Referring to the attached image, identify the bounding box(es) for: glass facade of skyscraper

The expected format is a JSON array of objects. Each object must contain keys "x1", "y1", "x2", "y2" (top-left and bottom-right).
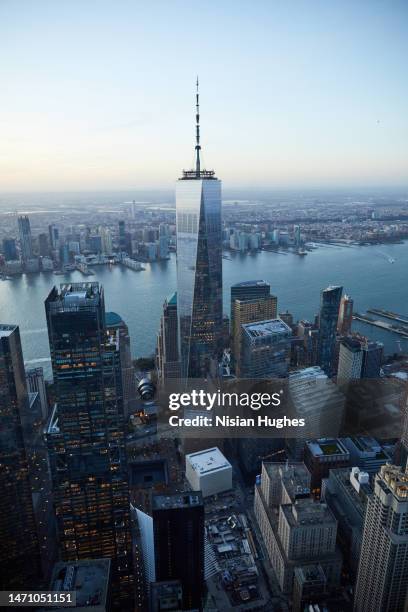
[
  {"x1": 176, "y1": 176, "x2": 222, "y2": 378},
  {"x1": 0, "y1": 324, "x2": 41, "y2": 589},
  {"x1": 318, "y1": 285, "x2": 343, "y2": 376}
]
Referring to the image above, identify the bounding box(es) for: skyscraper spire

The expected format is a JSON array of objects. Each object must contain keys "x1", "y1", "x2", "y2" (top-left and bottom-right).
[{"x1": 195, "y1": 76, "x2": 201, "y2": 177}]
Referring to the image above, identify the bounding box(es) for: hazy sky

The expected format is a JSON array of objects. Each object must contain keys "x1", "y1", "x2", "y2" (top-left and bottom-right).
[{"x1": 1, "y1": 0, "x2": 407, "y2": 191}]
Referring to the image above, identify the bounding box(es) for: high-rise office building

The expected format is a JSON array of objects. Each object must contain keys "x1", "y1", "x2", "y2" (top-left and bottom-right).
[
  {"x1": 2, "y1": 237, "x2": 18, "y2": 261},
  {"x1": 48, "y1": 224, "x2": 59, "y2": 250},
  {"x1": 287, "y1": 367, "x2": 346, "y2": 460},
  {"x1": 361, "y1": 340, "x2": 383, "y2": 378},
  {"x1": 118, "y1": 220, "x2": 127, "y2": 253},
  {"x1": 176, "y1": 81, "x2": 222, "y2": 378},
  {"x1": 106, "y1": 311, "x2": 137, "y2": 418},
  {"x1": 156, "y1": 292, "x2": 181, "y2": 383},
  {"x1": 400, "y1": 391, "x2": 408, "y2": 469},
  {"x1": 318, "y1": 285, "x2": 342, "y2": 376},
  {"x1": 45, "y1": 283, "x2": 134, "y2": 608},
  {"x1": 337, "y1": 337, "x2": 364, "y2": 381},
  {"x1": 354, "y1": 464, "x2": 408, "y2": 612},
  {"x1": 322, "y1": 466, "x2": 372, "y2": 578},
  {"x1": 100, "y1": 227, "x2": 113, "y2": 256},
  {"x1": 240, "y1": 318, "x2": 292, "y2": 378},
  {"x1": 230, "y1": 280, "x2": 271, "y2": 327},
  {"x1": 0, "y1": 324, "x2": 41, "y2": 589},
  {"x1": 152, "y1": 492, "x2": 204, "y2": 611},
  {"x1": 337, "y1": 294, "x2": 353, "y2": 335},
  {"x1": 38, "y1": 233, "x2": 50, "y2": 256},
  {"x1": 337, "y1": 337, "x2": 383, "y2": 383},
  {"x1": 18, "y1": 215, "x2": 34, "y2": 262},
  {"x1": 232, "y1": 296, "x2": 278, "y2": 376}
]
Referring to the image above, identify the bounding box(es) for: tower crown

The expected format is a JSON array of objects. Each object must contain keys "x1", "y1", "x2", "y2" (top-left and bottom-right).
[{"x1": 180, "y1": 78, "x2": 216, "y2": 180}]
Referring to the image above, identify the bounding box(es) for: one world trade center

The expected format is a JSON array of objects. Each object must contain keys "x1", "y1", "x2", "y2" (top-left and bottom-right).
[{"x1": 176, "y1": 80, "x2": 223, "y2": 378}]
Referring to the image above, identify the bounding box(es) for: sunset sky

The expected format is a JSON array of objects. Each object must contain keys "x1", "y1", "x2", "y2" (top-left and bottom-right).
[{"x1": 1, "y1": 0, "x2": 407, "y2": 191}]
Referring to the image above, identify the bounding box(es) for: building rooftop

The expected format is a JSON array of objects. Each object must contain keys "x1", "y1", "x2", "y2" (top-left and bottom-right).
[
  {"x1": 48, "y1": 559, "x2": 110, "y2": 611},
  {"x1": 243, "y1": 318, "x2": 291, "y2": 338},
  {"x1": 306, "y1": 438, "x2": 349, "y2": 458},
  {"x1": 152, "y1": 491, "x2": 203, "y2": 511},
  {"x1": 232, "y1": 280, "x2": 269, "y2": 288},
  {"x1": 105, "y1": 311, "x2": 123, "y2": 326},
  {"x1": 340, "y1": 337, "x2": 362, "y2": 352},
  {"x1": 289, "y1": 366, "x2": 328, "y2": 382},
  {"x1": 264, "y1": 462, "x2": 311, "y2": 501},
  {"x1": 378, "y1": 464, "x2": 408, "y2": 501},
  {"x1": 186, "y1": 447, "x2": 231, "y2": 476},
  {"x1": 327, "y1": 467, "x2": 372, "y2": 519},
  {"x1": 282, "y1": 498, "x2": 336, "y2": 527},
  {"x1": 167, "y1": 291, "x2": 177, "y2": 306},
  {"x1": 179, "y1": 169, "x2": 217, "y2": 180},
  {"x1": 345, "y1": 436, "x2": 389, "y2": 459},
  {"x1": 0, "y1": 323, "x2": 17, "y2": 338},
  {"x1": 294, "y1": 563, "x2": 327, "y2": 585}
]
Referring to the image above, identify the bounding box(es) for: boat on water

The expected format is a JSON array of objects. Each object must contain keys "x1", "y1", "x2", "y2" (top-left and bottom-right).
[
  {"x1": 297, "y1": 249, "x2": 307, "y2": 256},
  {"x1": 388, "y1": 257, "x2": 395, "y2": 263}
]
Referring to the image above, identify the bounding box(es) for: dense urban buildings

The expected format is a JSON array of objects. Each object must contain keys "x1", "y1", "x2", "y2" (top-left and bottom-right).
[
  {"x1": 230, "y1": 281, "x2": 278, "y2": 376},
  {"x1": 254, "y1": 462, "x2": 342, "y2": 596},
  {"x1": 45, "y1": 283, "x2": 134, "y2": 608},
  {"x1": 0, "y1": 83, "x2": 407, "y2": 612}
]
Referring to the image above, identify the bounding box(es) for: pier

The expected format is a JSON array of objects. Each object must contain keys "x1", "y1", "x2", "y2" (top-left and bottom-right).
[
  {"x1": 353, "y1": 313, "x2": 408, "y2": 338},
  {"x1": 367, "y1": 308, "x2": 408, "y2": 326}
]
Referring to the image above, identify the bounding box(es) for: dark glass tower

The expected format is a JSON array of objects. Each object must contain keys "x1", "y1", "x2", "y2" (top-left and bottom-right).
[
  {"x1": 0, "y1": 324, "x2": 41, "y2": 589},
  {"x1": 45, "y1": 283, "x2": 134, "y2": 608},
  {"x1": 176, "y1": 81, "x2": 222, "y2": 378},
  {"x1": 318, "y1": 285, "x2": 342, "y2": 376},
  {"x1": 2, "y1": 237, "x2": 18, "y2": 261},
  {"x1": 152, "y1": 492, "x2": 204, "y2": 611},
  {"x1": 156, "y1": 292, "x2": 181, "y2": 383},
  {"x1": 18, "y1": 215, "x2": 33, "y2": 262}
]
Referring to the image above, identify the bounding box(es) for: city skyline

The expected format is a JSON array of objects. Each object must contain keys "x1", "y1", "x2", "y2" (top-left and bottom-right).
[
  {"x1": 1, "y1": 1, "x2": 408, "y2": 191},
  {"x1": 1, "y1": 4, "x2": 408, "y2": 609}
]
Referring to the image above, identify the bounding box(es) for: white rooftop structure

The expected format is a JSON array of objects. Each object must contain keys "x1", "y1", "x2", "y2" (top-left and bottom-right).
[{"x1": 186, "y1": 447, "x2": 232, "y2": 498}]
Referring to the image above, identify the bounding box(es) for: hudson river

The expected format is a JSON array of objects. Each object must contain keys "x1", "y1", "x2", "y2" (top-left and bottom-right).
[{"x1": 1, "y1": 242, "x2": 407, "y2": 378}]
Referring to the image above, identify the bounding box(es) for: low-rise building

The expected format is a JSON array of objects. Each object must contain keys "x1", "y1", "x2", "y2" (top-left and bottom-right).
[{"x1": 186, "y1": 447, "x2": 232, "y2": 497}]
